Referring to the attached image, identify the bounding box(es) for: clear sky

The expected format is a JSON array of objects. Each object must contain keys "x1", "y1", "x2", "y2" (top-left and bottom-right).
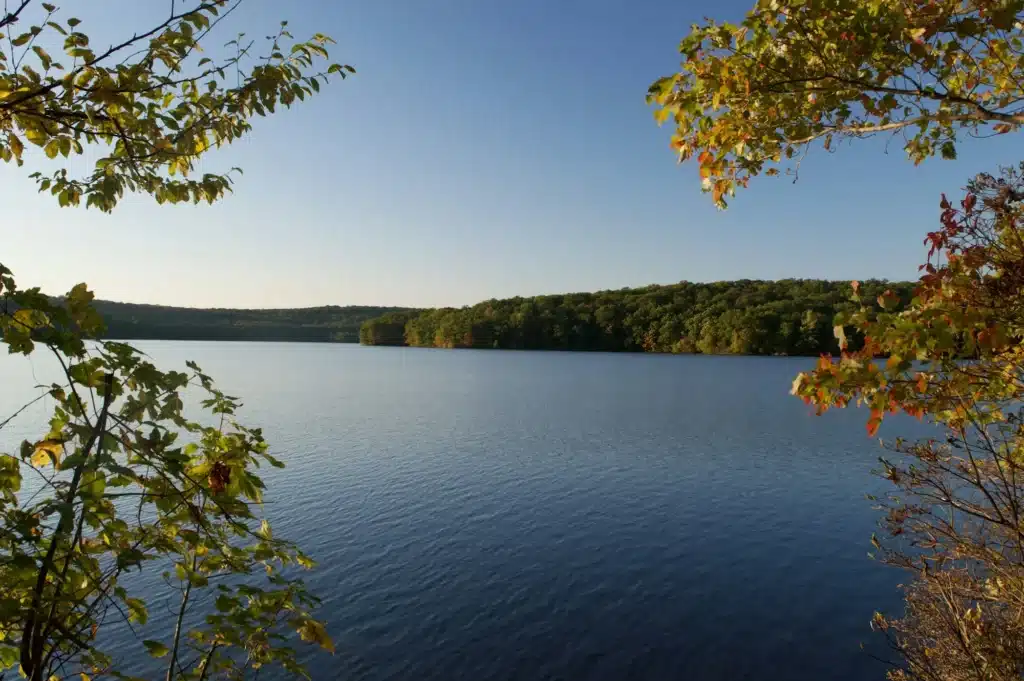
[{"x1": 4, "y1": 0, "x2": 1024, "y2": 309}]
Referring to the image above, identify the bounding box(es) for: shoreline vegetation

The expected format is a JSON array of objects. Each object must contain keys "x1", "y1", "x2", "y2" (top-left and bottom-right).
[
  {"x1": 359, "y1": 279, "x2": 913, "y2": 356},
  {"x1": 85, "y1": 279, "x2": 914, "y2": 356},
  {"x1": 83, "y1": 279, "x2": 915, "y2": 356},
  {"x1": 81, "y1": 278, "x2": 913, "y2": 352}
]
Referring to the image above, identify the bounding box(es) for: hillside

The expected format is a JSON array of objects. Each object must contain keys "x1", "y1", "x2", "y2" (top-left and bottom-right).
[
  {"x1": 93, "y1": 300, "x2": 413, "y2": 343},
  {"x1": 359, "y1": 279, "x2": 915, "y2": 355}
]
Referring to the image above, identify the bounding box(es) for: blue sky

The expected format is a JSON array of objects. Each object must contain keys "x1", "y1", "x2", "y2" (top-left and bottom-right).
[{"x1": 3, "y1": 0, "x2": 1023, "y2": 309}]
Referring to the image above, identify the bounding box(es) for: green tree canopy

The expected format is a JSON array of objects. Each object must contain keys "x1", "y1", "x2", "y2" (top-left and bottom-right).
[
  {"x1": 360, "y1": 279, "x2": 914, "y2": 355},
  {"x1": 648, "y1": 0, "x2": 1024, "y2": 207}
]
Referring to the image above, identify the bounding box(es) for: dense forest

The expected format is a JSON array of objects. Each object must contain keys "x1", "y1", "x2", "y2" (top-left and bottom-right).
[
  {"x1": 87, "y1": 300, "x2": 411, "y2": 343},
  {"x1": 359, "y1": 279, "x2": 915, "y2": 355}
]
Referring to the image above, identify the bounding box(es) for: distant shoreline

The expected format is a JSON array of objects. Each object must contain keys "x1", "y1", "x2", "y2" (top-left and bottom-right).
[
  {"x1": 359, "y1": 278, "x2": 914, "y2": 356},
  {"x1": 89, "y1": 299, "x2": 412, "y2": 345}
]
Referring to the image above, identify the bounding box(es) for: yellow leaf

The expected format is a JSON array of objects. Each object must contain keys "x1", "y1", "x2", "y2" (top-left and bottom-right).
[
  {"x1": 8, "y1": 132, "x2": 23, "y2": 159},
  {"x1": 13, "y1": 307, "x2": 48, "y2": 328},
  {"x1": 297, "y1": 619, "x2": 334, "y2": 653},
  {"x1": 24, "y1": 127, "x2": 47, "y2": 146},
  {"x1": 31, "y1": 439, "x2": 64, "y2": 468}
]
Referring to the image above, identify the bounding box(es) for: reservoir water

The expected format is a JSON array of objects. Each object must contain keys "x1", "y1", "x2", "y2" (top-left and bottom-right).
[{"x1": 0, "y1": 342, "x2": 918, "y2": 680}]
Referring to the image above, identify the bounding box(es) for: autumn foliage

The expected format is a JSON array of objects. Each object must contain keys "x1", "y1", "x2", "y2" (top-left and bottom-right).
[
  {"x1": 793, "y1": 164, "x2": 1024, "y2": 680},
  {"x1": 650, "y1": 0, "x2": 1024, "y2": 207}
]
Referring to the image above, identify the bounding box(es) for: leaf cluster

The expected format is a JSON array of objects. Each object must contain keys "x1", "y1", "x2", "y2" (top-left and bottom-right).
[
  {"x1": 0, "y1": 0, "x2": 353, "y2": 210},
  {"x1": 650, "y1": 0, "x2": 1024, "y2": 207},
  {"x1": 0, "y1": 268, "x2": 334, "y2": 681}
]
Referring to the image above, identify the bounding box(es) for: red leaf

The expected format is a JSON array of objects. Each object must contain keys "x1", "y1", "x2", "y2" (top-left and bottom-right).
[{"x1": 866, "y1": 412, "x2": 882, "y2": 437}]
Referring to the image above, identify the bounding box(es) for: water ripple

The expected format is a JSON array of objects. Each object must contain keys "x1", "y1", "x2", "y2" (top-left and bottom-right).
[{"x1": 0, "y1": 344, "x2": 930, "y2": 681}]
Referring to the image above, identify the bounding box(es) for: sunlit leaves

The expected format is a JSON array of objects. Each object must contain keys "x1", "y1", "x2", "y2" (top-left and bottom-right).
[
  {"x1": 0, "y1": 271, "x2": 332, "y2": 681},
  {"x1": 791, "y1": 164, "x2": 1024, "y2": 677},
  {"x1": 123, "y1": 597, "x2": 148, "y2": 626},
  {"x1": 0, "y1": 3, "x2": 341, "y2": 677},
  {"x1": 793, "y1": 164, "x2": 1024, "y2": 436},
  {"x1": 0, "y1": 455, "x2": 21, "y2": 496},
  {"x1": 29, "y1": 439, "x2": 63, "y2": 468},
  {"x1": 0, "y1": 1, "x2": 354, "y2": 212},
  {"x1": 650, "y1": 0, "x2": 1024, "y2": 207},
  {"x1": 0, "y1": 646, "x2": 17, "y2": 671},
  {"x1": 296, "y1": 618, "x2": 335, "y2": 653}
]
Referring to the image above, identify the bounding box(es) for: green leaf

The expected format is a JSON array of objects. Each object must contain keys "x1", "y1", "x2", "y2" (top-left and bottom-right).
[
  {"x1": 81, "y1": 471, "x2": 105, "y2": 498},
  {"x1": 143, "y1": 640, "x2": 169, "y2": 658},
  {"x1": 0, "y1": 455, "x2": 21, "y2": 493},
  {"x1": 125, "y1": 597, "x2": 149, "y2": 625},
  {"x1": 32, "y1": 45, "x2": 52, "y2": 70},
  {"x1": 0, "y1": 644, "x2": 19, "y2": 670}
]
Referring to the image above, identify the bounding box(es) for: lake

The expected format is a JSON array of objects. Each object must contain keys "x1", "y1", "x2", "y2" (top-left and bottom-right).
[{"x1": 0, "y1": 342, "x2": 923, "y2": 680}]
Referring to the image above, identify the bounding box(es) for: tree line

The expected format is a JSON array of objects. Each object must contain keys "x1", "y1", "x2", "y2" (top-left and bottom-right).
[
  {"x1": 359, "y1": 279, "x2": 914, "y2": 355},
  {"x1": 88, "y1": 300, "x2": 409, "y2": 343}
]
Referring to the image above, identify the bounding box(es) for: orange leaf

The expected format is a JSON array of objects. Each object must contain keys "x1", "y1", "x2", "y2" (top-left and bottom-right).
[
  {"x1": 712, "y1": 181, "x2": 725, "y2": 204},
  {"x1": 866, "y1": 410, "x2": 883, "y2": 437}
]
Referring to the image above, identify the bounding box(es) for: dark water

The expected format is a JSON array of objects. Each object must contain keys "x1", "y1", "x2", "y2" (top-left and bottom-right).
[{"x1": 1, "y1": 343, "x2": 922, "y2": 680}]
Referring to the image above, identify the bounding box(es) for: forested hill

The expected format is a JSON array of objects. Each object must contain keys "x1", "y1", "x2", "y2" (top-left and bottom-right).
[
  {"x1": 359, "y1": 279, "x2": 915, "y2": 355},
  {"x1": 90, "y1": 300, "x2": 412, "y2": 343}
]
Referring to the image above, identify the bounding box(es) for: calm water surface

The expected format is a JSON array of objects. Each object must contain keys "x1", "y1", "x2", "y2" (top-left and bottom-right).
[{"x1": 1, "y1": 343, "x2": 924, "y2": 680}]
